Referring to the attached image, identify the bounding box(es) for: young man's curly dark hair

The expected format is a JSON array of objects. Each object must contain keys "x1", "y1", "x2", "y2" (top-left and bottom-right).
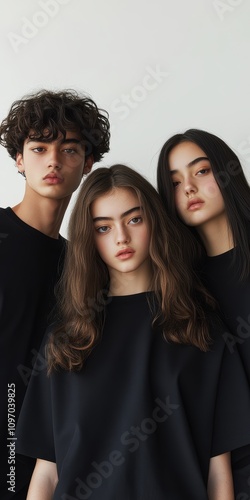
[{"x1": 0, "y1": 89, "x2": 110, "y2": 163}]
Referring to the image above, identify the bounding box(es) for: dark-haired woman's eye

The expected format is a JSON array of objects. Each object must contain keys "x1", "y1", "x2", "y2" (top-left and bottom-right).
[
  {"x1": 173, "y1": 181, "x2": 180, "y2": 188},
  {"x1": 197, "y1": 168, "x2": 210, "y2": 175}
]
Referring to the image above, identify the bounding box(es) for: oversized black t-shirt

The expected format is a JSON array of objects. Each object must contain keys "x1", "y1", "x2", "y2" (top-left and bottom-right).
[
  {"x1": 16, "y1": 293, "x2": 250, "y2": 500},
  {"x1": 0, "y1": 207, "x2": 65, "y2": 498},
  {"x1": 201, "y1": 247, "x2": 250, "y2": 383},
  {"x1": 201, "y1": 243, "x2": 250, "y2": 497}
]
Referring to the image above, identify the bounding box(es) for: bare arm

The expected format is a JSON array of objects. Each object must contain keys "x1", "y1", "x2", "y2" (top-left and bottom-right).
[
  {"x1": 27, "y1": 458, "x2": 58, "y2": 500},
  {"x1": 207, "y1": 452, "x2": 234, "y2": 500}
]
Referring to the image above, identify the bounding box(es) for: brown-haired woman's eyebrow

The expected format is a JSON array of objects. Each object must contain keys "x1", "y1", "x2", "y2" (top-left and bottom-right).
[{"x1": 93, "y1": 206, "x2": 142, "y2": 222}]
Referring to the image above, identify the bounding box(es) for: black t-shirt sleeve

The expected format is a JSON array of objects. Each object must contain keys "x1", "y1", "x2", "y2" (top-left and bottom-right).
[
  {"x1": 15, "y1": 342, "x2": 56, "y2": 463},
  {"x1": 211, "y1": 342, "x2": 250, "y2": 457}
]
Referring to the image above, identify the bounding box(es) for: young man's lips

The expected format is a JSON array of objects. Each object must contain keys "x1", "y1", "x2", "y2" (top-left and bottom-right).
[
  {"x1": 43, "y1": 174, "x2": 63, "y2": 184},
  {"x1": 187, "y1": 199, "x2": 204, "y2": 210},
  {"x1": 116, "y1": 248, "x2": 135, "y2": 259}
]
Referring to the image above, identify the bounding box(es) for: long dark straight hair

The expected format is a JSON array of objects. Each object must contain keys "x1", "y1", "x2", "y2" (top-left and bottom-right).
[
  {"x1": 47, "y1": 164, "x2": 214, "y2": 373},
  {"x1": 157, "y1": 129, "x2": 250, "y2": 280}
]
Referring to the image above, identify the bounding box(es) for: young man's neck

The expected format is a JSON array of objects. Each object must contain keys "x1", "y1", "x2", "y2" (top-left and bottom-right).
[
  {"x1": 196, "y1": 216, "x2": 234, "y2": 256},
  {"x1": 12, "y1": 195, "x2": 71, "y2": 239}
]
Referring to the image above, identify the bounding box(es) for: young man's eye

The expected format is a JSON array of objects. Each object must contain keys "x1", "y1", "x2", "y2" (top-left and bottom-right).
[
  {"x1": 63, "y1": 148, "x2": 77, "y2": 154},
  {"x1": 129, "y1": 216, "x2": 142, "y2": 225},
  {"x1": 32, "y1": 147, "x2": 45, "y2": 153}
]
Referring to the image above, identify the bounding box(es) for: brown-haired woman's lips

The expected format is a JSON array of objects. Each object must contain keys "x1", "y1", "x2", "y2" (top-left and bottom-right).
[{"x1": 115, "y1": 248, "x2": 135, "y2": 259}]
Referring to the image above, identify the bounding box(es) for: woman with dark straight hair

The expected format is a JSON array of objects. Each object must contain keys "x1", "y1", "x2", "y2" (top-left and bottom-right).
[
  {"x1": 157, "y1": 128, "x2": 250, "y2": 497},
  {"x1": 157, "y1": 129, "x2": 250, "y2": 278},
  {"x1": 16, "y1": 164, "x2": 250, "y2": 499}
]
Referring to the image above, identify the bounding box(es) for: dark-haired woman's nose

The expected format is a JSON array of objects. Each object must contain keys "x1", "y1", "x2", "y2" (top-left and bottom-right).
[{"x1": 184, "y1": 182, "x2": 197, "y2": 196}]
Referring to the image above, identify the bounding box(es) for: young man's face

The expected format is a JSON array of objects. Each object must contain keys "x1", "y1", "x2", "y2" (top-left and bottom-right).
[{"x1": 16, "y1": 130, "x2": 93, "y2": 201}]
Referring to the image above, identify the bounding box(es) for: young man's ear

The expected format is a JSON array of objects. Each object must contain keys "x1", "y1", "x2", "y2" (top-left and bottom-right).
[
  {"x1": 16, "y1": 152, "x2": 25, "y2": 174},
  {"x1": 83, "y1": 155, "x2": 94, "y2": 175}
]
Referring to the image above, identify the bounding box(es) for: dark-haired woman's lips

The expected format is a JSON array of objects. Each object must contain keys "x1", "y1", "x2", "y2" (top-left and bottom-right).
[{"x1": 187, "y1": 198, "x2": 204, "y2": 210}]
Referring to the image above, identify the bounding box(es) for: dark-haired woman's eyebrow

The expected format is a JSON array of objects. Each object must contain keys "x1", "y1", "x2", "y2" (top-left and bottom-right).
[
  {"x1": 170, "y1": 156, "x2": 209, "y2": 174},
  {"x1": 187, "y1": 156, "x2": 209, "y2": 167}
]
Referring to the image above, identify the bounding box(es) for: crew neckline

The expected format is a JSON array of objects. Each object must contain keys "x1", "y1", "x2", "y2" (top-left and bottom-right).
[
  {"x1": 107, "y1": 291, "x2": 155, "y2": 301},
  {"x1": 4, "y1": 207, "x2": 64, "y2": 243},
  {"x1": 206, "y1": 246, "x2": 236, "y2": 260}
]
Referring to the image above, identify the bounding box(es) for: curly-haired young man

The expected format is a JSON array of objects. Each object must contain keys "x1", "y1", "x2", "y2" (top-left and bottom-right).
[{"x1": 0, "y1": 89, "x2": 110, "y2": 499}]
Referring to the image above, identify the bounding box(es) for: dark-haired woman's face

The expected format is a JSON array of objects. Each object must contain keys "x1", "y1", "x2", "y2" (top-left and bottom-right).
[{"x1": 168, "y1": 141, "x2": 225, "y2": 230}]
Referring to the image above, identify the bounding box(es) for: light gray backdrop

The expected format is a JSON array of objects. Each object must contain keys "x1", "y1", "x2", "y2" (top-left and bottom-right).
[{"x1": 0, "y1": 0, "x2": 249, "y2": 236}]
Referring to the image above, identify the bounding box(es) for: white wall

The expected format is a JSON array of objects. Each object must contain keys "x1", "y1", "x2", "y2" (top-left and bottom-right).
[{"x1": 0, "y1": 0, "x2": 249, "y2": 237}]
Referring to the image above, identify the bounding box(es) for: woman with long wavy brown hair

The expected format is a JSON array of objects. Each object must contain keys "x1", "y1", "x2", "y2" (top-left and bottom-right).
[{"x1": 16, "y1": 165, "x2": 250, "y2": 500}]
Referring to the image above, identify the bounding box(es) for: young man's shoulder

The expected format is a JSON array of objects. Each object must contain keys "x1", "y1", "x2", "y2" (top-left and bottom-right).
[
  {"x1": 0, "y1": 206, "x2": 66, "y2": 250},
  {"x1": 0, "y1": 206, "x2": 11, "y2": 216},
  {"x1": 0, "y1": 206, "x2": 14, "y2": 230}
]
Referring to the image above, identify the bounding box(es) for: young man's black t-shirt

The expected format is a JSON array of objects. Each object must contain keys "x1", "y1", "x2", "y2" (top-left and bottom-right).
[{"x1": 0, "y1": 207, "x2": 66, "y2": 499}]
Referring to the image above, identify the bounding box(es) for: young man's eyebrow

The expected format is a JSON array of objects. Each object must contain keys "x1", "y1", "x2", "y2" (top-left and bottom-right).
[
  {"x1": 61, "y1": 138, "x2": 82, "y2": 145},
  {"x1": 170, "y1": 156, "x2": 209, "y2": 174},
  {"x1": 26, "y1": 137, "x2": 82, "y2": 144},
  {"x1": 93, "y1": 206, "x2": 142, "y2": 222}
]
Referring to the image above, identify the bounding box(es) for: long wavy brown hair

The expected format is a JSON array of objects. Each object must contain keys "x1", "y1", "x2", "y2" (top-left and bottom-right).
[{"x1": 47, "y1": 164, "x2": 214, "y2": 373}]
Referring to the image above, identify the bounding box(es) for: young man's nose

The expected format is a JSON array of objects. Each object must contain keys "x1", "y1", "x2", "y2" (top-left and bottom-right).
[{"x1": 47, "y1": 149, "x2": 62, "y2": 169}]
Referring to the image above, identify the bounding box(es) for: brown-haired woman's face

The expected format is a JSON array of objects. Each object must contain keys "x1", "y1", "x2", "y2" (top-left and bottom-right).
[
  {"x1": 168, "y1": 141, "x2": 225, "y2": 230},
  {"x1": 91, "y1": 187, "x2": 152, "y2": 285}
]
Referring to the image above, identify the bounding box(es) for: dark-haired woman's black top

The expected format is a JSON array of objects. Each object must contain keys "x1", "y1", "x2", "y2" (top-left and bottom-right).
[
  {"x1": 201, "y1": 245, "x2": 250, "y2": 497},
  {"x1": 201, "y1": 246, "x2": 250, "y2": 383},
  {"x1": 16, "y1": 293, "x2": 250, "y2": 500}
]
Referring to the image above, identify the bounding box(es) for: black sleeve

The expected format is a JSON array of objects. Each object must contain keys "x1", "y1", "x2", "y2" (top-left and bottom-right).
[
  {"x1": 211, "y1": 342, "x2": 250, "y2": 457},
  {"x1": 15, "y1": 341, "x2": 56, "y2": 463}
]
